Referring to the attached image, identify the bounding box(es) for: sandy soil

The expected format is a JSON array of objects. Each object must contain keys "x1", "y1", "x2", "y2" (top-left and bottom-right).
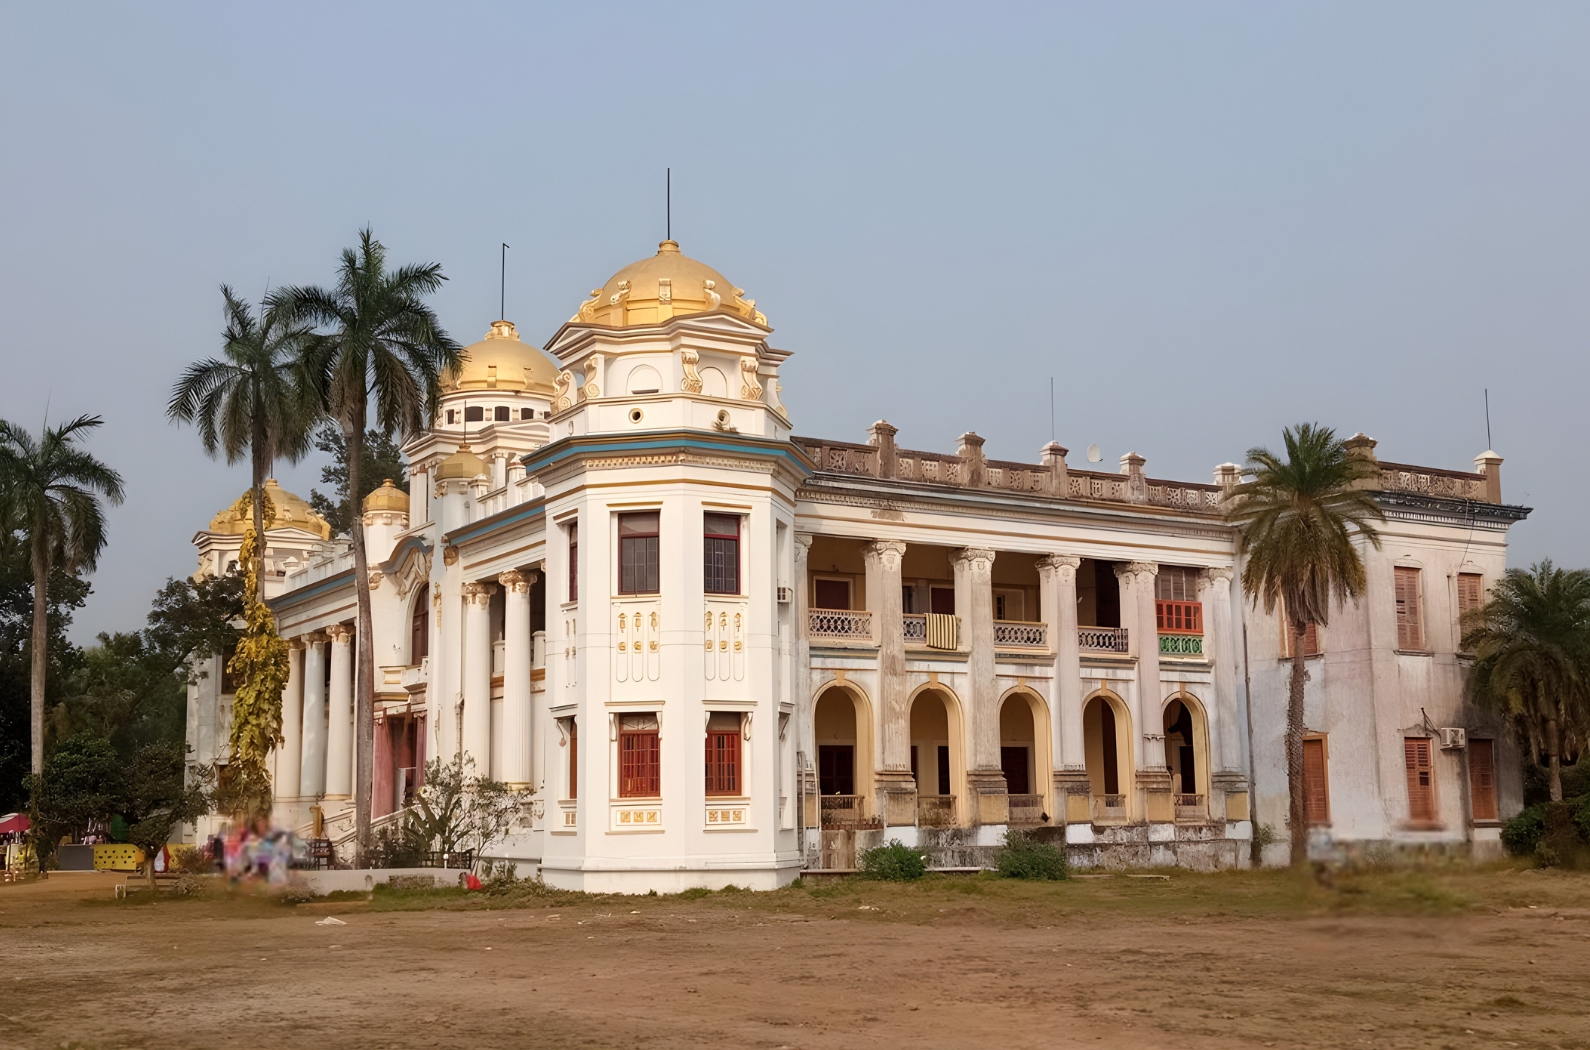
[{"x1": 2, "y1": 868, "x2": 1588, "y2": 1050}]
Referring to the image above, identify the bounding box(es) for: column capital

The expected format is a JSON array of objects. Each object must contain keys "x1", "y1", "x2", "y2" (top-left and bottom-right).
[
  {"x1": 863, "y1": 538, "x2": 907, "y2": 567},
  {"x1": 1037, "y1": 553, "x2": 1082, "y2": 579},
  {"x1": 1115, "y1": 560, "x2": 1158, "y2": 580},
  {"x1": 497, "y1": 570, "x2": 531, "y2": 594},
  {"x1": 305, "y1": 630, "x2": 329, "y2": 645},
  {"x1": 288, "y1": 637, "x2": 307, "y2": 651},
  {"x1": 326, "y1": 623, "x2": 353, "y2": 644},
  {"x1": 951, "y1": 546, "x2": 996, "y2": 571},
  {"x1": 462, "y1": 581, "x2": 497, "y2": 604},
  {"x1": 1199, "y1": 565, "x2": 1235, "y2": 588},
  {"x1": 793, "y1": 531, "x2": 815, "y2": 552}
]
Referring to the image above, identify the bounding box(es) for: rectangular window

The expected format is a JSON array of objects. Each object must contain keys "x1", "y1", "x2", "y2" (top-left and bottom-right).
[
  {"x1": 446, "y1": 409, "x2": 456, "y2": 425},
  {"x1": 1281, "y1": 603, "x2": 1320, "y2": 657},
  {"x1": 1395, "y1": 567, "x2": 1424, "y2": 650},
  {"x1": 930, "y1": 586, "x2": 956, "y2": 615},
  {"x1": 494, "y1": 405, "x2": 510, "y2": 422},
  {"x1": 465, "y1": 405, "x2": 484, "y2": 422},
  {"x1": 1457, "y1": 572, "x2": 1484, "y2": 620},
  {"x1": 1303, "y1": 737, "x2": 1330, "y2": 824},
  {"x1": 704, "y1": 712, "x2": 742, "y2": 796},
  {"x1": 619, "y1": 714, "x2": 660, "y2": 797},
  {"x1": 936, "y1": 745, "x2": 952, "y2": 796},
  {"x1": 568, "y1": 719, "x2": 578, "y2": 800},
  {"x1": 567, "y1": 522, "x2": 578, "y2": 602},
  {"x1": 411, "y1": 585, "x2": 430, "y2": 662},
  {"x1": 1155, "y1": 567, "x2": 1199, "y2": 602},
  {"x1": 520, "y1": 407, "x2": 534, "y2": 420},
  {"x1": 618, "y1": 512, "x2": 660, "y2": 595},
  {"x1": 994, "y1": 588, "x2": 1024, "y2": 621},
  {"x1": 1404, "y1": 737, "x2": 1435, "y2": 823},
  {"x1": 1469, "y1": 738, "x2": 1498, "y2": 822},
  {"x1": 813, "y1": 577, "x2": 851, "y2": 611},
  {"x1": 1000, "y1": 746, "x2": 1030, "y2": 795},
  {"x1": 818, "y1": 744, "x2": 854, "y2": 795},
  {"x1": 703, "y1": 513, "x2": 741, "y2": 595}
]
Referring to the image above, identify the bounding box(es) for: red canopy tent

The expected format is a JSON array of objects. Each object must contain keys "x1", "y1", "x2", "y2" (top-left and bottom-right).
[{"x1": 0, "y1": 813, "x2": 30, "y2": 835}]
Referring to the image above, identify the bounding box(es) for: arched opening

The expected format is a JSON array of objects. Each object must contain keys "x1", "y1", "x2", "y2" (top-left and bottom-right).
[
  {"x1": 1083, "y1": 692, "x2": 1133, "y2": 822},
  {"x1": 909, "y1": 687, "x2": 963, "y2": 827},
  {"x1": 1163, "y1": 693, "x2": 1211, "y2": 819},
  {"x1": 999, "y1": 690, "x2": 1051, "y2": 824},
  {"x1": 815, "y1": 684, "x2": 873, "y2": 826},
  {"x1": 410, "y1": 584, "x2": 430, "y2": 664}
]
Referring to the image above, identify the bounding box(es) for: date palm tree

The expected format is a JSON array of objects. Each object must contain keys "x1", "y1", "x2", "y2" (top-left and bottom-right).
[
  {"x1": 283, "y1": 228, "x2": 461, "y2": 856},
  {"x1": 1461, "y1": 561, "x2": 1590, "y2": 802},
  {"x1": 167, "y1": 285, "x2": 317, "y2": 597},
  {"x1": 1225, "y1": 423, "x2": 1383, "y2": 868},
  {"x1": 0, "y1": 415, "x2": 125, "y2": 776}
]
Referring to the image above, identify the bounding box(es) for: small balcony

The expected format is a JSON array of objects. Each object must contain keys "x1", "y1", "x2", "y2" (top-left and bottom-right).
[
  {"x1": 820, "y1": 794, "x2": 878, "y2": 829},
  {"x1": 1156, "y1": 600, "x2": 1203, "y2": 655},
  {"x1": 1174, "y1": 793, "x2": 1207, "y2": 822},
  {"x1": 916, "y1": 795, "x2": 957, "y2": 828},
  {"x1": 808, "y1": 608, "x2": 874, "y2": 644},
  {"x1": 1078, "y1": 627, "x2": 1130, "y2": 653},
  {"x1": 1008, "y1": 793, "x2": 1047, "y2": 825},
  {"x1": 1092, "y1": 793, "x2": 1128, "y2": 822},
  {"x1": 994, "y1": 621, "x2": 1048, "y2": 650}
]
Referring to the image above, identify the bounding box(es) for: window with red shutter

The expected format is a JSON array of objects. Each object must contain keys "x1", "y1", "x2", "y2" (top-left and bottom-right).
[
  {"x1": 1395, "y1": 567, "x2": 1424, "y2": 650},
  {"x1": 567, "y1": 522, "x2": 578, "y2": 603},
  {"x1": 619, "y1": 713, "x2": 661, "y2": 797},
  {"x1": 1303, "y1": 737, "x2": 1330, "y2": 824},
  {"x1": 1456, "y1": 573, "x2": 1484, "y2": 616},
  {"x1": 618, "y1": 513, "x2": 661, "y2": 595},
  {"x1": 703, "y1": 514, "x2": 741, "y2": 595},
  {"x1": 1469, "y1": 738, "x2": 1498, "y2": 822},
  {"x1": 411, "y1": 585, "x2": 430, "y2": 663},
  {"x1": 1281, "y1": 604, "x2": 1321, "y2": 657},
  {"x1": 704, "y1": 712, "x2": 742, "y2": 796},
  {"x1": 1404, "y1": 737, "x2": 1435, "y2": 822}
]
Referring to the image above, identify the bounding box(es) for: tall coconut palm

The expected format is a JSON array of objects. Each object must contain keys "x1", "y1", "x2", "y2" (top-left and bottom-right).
[
  {"x1": 0, "y1": 415, "x2": 125, "y2": 776},
  {"x1": 1225, "y1": 423, "x2": 1383, "y2": 868},
  {"x1": 167, "y1": 285, "x2": 316, "y2": 596},
  {"x1": 283, "y1": 229, "x2": 461, "y2": 856},
  {"x1": 1462, "y1": 561, "x2": 1590, "y2": 802}
]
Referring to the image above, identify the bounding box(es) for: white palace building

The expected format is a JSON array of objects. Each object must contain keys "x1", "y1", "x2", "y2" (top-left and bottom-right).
[{"x1": 187, "y1": 240, "x2": 1531, "y2": 890}]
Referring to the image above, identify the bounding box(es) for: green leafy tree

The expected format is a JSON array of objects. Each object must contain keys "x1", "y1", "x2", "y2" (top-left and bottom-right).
[
  {"x1": 1225, "y1": 423, "x2": 1383, "y2": 868},
  {"x1": 167, "y1": 286, "x2": 316, "y2": 599},
  {"x1": 217, "y1": 520, "x2": 288, "y2": 821},
  {"x1": 0, "y1": 544, "x2": 87, "y2": 811},
  {"x1": 1462, "y1": 561, "x2": 1590, "y2": 802},
  {"x1": 0, "y1": 415, "x2": 124, "y2": 778},
  {"x1": 284, "y1": 229, "x2": 461, "y2": 857},
  {"x1": 389, "y1": 755, "x2": 528, "y2": 871},
  {"x1": 307, "y1": 423, "x2": 409, "y2": 537},
  {"x1": 23, "y1": 732, "x2": 122, "y2": 873},
  {"x1": 122, "y1": 740, "x2": 210, "y2": 890}
]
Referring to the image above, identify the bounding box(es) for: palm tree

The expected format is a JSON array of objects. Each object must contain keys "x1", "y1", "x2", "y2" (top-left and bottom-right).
[
  {"x1": 0, "y1": 415, "x2": 125, "y2": 777},
  {"x1": 1462, "y1": 561, "x2": 1590, "y2": 802},
  {"x1": 1225, "y1": 423, "x2": 1383, "y2": 868},
  {"x1": 167, "y1": 285, "x2": 316, "y2": 595},
  {"x1": 283, "y1": 228, "x2": 461, "y2": 855}
]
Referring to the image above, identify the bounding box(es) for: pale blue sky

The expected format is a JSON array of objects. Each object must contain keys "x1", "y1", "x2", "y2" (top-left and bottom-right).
[{"x1": 2, "y1": 3, "x2": 1587, "y2": 640}]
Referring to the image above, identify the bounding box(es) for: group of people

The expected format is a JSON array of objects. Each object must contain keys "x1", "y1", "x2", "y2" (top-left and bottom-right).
[{"x1": 205, "y1": 820, "x2": 302, "y2": 885}]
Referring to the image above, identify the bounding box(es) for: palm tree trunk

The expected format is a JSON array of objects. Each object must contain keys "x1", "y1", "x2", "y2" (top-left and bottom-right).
[
  {"x1": 251, "y1": 416, "x2": 268, "y2": 602},
  {"x1": 1286, "y1": 620, "x2": 1309, "y2": 869},
  {"x1": 28, "y1": 537, "x2": 49, "y2": 778},
  {"x1": 1545, "y1": 716, "x2": 1562, "y2": 802},
  {"x1": 345, "y1": 416, "x2": 376, "y2": 863}
]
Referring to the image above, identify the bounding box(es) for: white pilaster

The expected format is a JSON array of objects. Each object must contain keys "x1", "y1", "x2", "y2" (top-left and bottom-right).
[
  {"x1": 1202, "y1": 566, "x2": 1242, "y2": 772},
  {"x1": 300, "y1": 634, "x2": 328, "y2": 797},
  {"x1": 276, "y1": 641, "x2": 304, "y2": 799},
  {"x1": 500, "y1": 569, "x2": 534, "y2": 786},
  {"x1": 462, "y1": 581, "x2": 496, "y2": 773},
  {"x1": 325, "y1": 624, "x2": 354, "y2": 798}
]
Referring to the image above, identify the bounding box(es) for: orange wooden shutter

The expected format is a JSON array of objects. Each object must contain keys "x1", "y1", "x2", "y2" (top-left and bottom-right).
[
  {"x1": 1404, "y1": 737, "x2": 1434, "y2": 821},
  {"x1": 1395, "y1": 568, "x2": 1423, "y2": 650},
  {"x1": 1469, "y1": 739, "x2": 1498, "y2": 822},
  {"x1": 1303, "y1": 738, "x2": 1329, "y2": 823},
  {"x1": 1456, "y1": 573, "x2": 1484, "y2": 617}
]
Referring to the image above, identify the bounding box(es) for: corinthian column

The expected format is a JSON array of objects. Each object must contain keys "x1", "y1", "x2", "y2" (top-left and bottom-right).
[
  {"x1": 863, "y1": 539, "x2": 912, "y2": 823},
  {"x1": 1201, "y1": 566, "x2": 1241, "y2": 772},
  {"x1": 276, "y1": 640, "x2": 304, "y2": 800},
  {"x1": 325, "y1": 624, "x2": 354, "y2": 799},
  {"x1": 300, "y1": 634, "x2": 327, "y2": 797},
  {"x1": 954, "y1": 546, "x2": 1006, "y2": 824},
  {"x1": 1039, "y1": 555, "x2": 1085, "y2": 778},
  {"x1": 499, "y1": 570, "x2": 534, "y2": 787},
  {"x1": 461, "y1": 581, "x2": 496, "y2": 774}
]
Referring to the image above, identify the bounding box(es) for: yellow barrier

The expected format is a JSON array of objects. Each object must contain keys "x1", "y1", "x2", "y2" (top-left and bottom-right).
[{"x1": 92, "y1": 844, "x2": 145, "y2": 872}]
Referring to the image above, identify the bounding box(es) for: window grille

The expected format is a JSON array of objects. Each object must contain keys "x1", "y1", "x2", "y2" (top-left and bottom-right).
[
  {"x1": 703, "y1": 513, "x2": 740, "y2": 595},
  {"x1": 619, "y1": 512, "x2": 660, "y2": 594},
  {"x1": 619, "y1": 714, "x2": 660, "y2": 797},
  {"x1": 1404, "y1": 737, "x2": 1435, "y2": 822},
  {"x1": 1395, "y1": 567, "x2": 1424, "y2": 650},
  {"x1": 704, "y1": 712, "x2": 741, "y2": 796}
]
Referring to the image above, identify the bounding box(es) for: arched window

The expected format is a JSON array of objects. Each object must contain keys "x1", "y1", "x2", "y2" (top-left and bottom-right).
[{"x1": 411, "y1": 585, "x2": 430, "y2": 663}]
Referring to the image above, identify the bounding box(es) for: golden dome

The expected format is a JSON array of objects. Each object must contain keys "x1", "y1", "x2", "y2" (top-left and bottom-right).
[
  {"x1": 209, "y1": 479, "x2": 331, "y2": 540},
  {"x1": 443, "y1": 320, "x2": 561, "y2": 396},
  {"x1": 569, "y1": 241, "x2": 768, "y2": 329},
  {"x1": 435, "y1": 444, "x2": 485, "y2": 481},
  {"x1": 362, "y1": 478, "x2": 410, "y2": 514}
]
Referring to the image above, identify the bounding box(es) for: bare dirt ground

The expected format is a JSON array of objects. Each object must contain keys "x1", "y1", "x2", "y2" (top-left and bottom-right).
[{"x1": 2, "y1": 867, "x2": 1588, "y2": 1050}]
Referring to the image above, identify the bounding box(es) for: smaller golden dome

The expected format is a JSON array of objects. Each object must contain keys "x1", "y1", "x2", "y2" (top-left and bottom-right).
[
  {"x1": 570, "y1": 241, "x2": 768, "y2": 329},
  {"x1": 443, "y1": 320, "x2": 561, "y2": 396},
  {"x1": 362, "y1": 479, "x2": 410, "y2": 514},
  {"x1": 435, "y1": 444, "x2": 485, "y2": 481},
  {"x1": 209, "y1": 479, "x2": 331, "y2": 540}
]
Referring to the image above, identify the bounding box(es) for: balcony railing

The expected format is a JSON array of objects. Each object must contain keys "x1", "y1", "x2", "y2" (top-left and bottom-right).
[
  {"x1": 820, "y1": 794, "x2": 877, "y2": 828},
  {"x1": 902, "y1": 613, "x2": 926, "y2": 642},
  {"x1": 1093, "y1": 793, "x2": 1128, "y2": 821},
  {"x1": 1159, "y1": 634, "x2": 1204, "y2": 656},
  {"x1": 808, "y1": 608, "x2": 874, "y2": 643},
  {"x1": 1155, "y1": 599, "x2": 1203, "y2": 634},
  {"x1": 1174, "y1": 793, "x2": 1207, "y2": 821},
  {"x1": 994, "y1": 620, "x2": 1048, "y2": 649},
  {"x1": 1008, "y1": 793, "x2": 1046, "y2": 825},
  {"x1": 1078, "y1": 626, "x2": 1130, "y2": 653},
  {"x1": 917, "y1": 795, "x2": 957, "y2": 828}
]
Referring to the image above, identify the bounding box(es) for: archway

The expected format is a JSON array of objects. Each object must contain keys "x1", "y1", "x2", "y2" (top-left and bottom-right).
[
  {"x1": 814, "y1": 682, "x2": 874, "y2": 826},
  {"x1": 1163, "y1": 693, "x2": 1210, "y2": 816},
  {"x1": 1083, "y1": 691, "x2": 1133, "y2": 821},
  {"x1": 909, "y1": 686, "x2": 965, "y2": 827},
  {"x1": 999, "y1": 689, "x2": 1052, "y2": 824}
]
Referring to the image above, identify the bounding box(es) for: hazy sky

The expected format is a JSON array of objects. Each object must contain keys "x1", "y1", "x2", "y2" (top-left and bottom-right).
[{"x1": 3, "y1": 3, "x2": 1588, "y2": 641}]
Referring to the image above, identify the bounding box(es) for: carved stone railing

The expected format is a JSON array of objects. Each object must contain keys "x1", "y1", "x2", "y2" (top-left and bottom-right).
[
  {"x1": 1377, "y1": 461, "x2": 1489, "y2": 502},
  {"x1": 1078, "y1": 626, "x2": 1130, "y2": 653},
  {"x1": 1144, "y1": 480, "x2": 1223, "y2": 510},
  {"x1": 1159, "y1": 634, "x2": 1204, "y2": 656},
  {"x1": 1174, "y1": 793, "x2": 1207, "y2": 821},
  {"x1": 820, "y1": 795, "x2": 877, "y2": 828},
  {"x1": 791, "y1": 438, "x2": 880, "y2": 478},
  {"x1": 1093, "y1": 793, "x2": 1128, "y2": 821},
  {"x1": 1008, "y1": 794, "x2": 1046, "y2": 825},
  {"x1": 893, "y1": 450, "x2": 966, "y2": 486},
  {"x1": 808, "y1": 608, "x2": 874, "y2": 643},
  {"x1": 902, "y1": 613, "x2": 926, "y2": 642},
  {"x1": 994, "y1": 620, "x2": 1048, "y2": 649},
  {"x1": 1067, "y1": 472, "x2": 1128, "y2": 502},
  {"x1": 916, "y1": 795, "x2": 957, "y2": 828}
]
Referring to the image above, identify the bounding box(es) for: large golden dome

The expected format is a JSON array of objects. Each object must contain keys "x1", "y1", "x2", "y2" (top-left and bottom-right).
[
  {"x1": 209, "y1": 479, "x2": 331, "y2": 540},
  {"x1": 570, "y1": 241, "x2": 767, "y2": 329},
  {"x1": 443, "y1": 320, "x2": 561, "y2": 396}
]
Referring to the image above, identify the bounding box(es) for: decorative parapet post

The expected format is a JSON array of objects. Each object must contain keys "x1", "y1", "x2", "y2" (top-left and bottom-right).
[
  {"x1": 1214, "y1": 462, "x2": 1241, "y2": 495},
  {"x1": 1120, "y1": 452, "x2": 1147, "y2": 503},
  {"x1": 1041, "y1": 441, "x2": 1070, "y2": 498},
  {"x1": 868, "y1": 420, "x2": 898, "y2": 480},
  {"x1": 1475, "y1": 450, "x2": 1503, "y2": 504},
  {"x1": 957, "y1": 432, "x2": 987, "y2": 489},
  {"x1": 1344, "y1": 432, "x2": 1380, "y2": 492}
]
